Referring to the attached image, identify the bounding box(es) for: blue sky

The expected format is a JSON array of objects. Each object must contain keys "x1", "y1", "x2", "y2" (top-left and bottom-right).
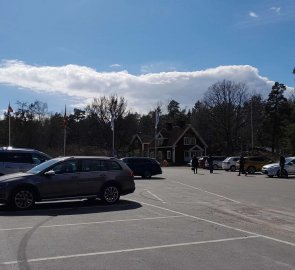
[{"x1": 0, "y1": 0, "x2": 294, "y2": 115}]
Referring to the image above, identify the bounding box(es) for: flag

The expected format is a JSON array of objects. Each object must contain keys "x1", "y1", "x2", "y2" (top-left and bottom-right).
[
  {"x1": 7, "y1": 103, "x2": 13, "y2": 115},
  {"x1": 155, "y1": 110, "x2": 159, "y2": 129},
  {"x1": 63, "y1": 105, "x2": 68, "y2": 128}
]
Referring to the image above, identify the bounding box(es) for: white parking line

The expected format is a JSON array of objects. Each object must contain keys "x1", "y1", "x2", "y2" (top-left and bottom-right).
[
  {"x1": 1, "y1": 235, "x2": 260, "y2": 265},
  {"x1": 144, "y1": 189, "x2": 166, "y2": 203},
  {"x1": 137, "y1": 200, "x2": 295, "y2": 247},
  {"x1": 0, "y1": 215, "x2": 183, "y2": 231},
  {"x1": 174, "y1": 181, "x2": 241, "y2": 204}
]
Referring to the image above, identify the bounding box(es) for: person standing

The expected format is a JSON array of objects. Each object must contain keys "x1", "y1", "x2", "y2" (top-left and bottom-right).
[
  {"x1": 238, "y1": 155, "x2": 247, "y2": 176},
  {"x1": 208, "y1": 155, "x2": 213, "y2": 173},
  {"x1": 191, "y1": 155, "x2": 198, "y2": 174},
  {"x1": 279, "y1": 155, "x2": 286, "y2": 177}
]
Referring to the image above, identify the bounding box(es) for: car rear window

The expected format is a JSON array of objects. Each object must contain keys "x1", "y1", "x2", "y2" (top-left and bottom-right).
[
  {"x1": 106, "y1": 160, "x2": 122, "y2": 170},
  {"x1": 81, "y1": 159, "x2": 108, "y2": 172}
]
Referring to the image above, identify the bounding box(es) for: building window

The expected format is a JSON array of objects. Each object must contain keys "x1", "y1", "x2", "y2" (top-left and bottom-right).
[
  {"x1": 184, "y1": 137, "x2": 196, "y2": 145},
  {"x1": 157, "y1": 138, "x2": 164, "y2": 146},
  {"x1": 167, "y1": 151, "x2": 171, "y2": 159}
]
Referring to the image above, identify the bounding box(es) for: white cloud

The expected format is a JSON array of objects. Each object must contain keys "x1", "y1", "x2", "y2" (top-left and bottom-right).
[
  {"x1": 249, "y1": 11, "x2": 258, "y2": 18},
  {"x1": 270, "y1": 6, "x2": 281, "y2": 14},
  {"x1": 110, "y1": 63, "x2": 122, "y2": 68},
  {"x1": 0, "y1": 60, "x2": 281, "y2": 114}
]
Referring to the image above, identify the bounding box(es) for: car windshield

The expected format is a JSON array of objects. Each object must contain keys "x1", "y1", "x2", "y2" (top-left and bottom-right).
[
  {"x1": 285, "y1": 157, "x2": 294, "y2": 163},
  {"x1": 27, "y1": 158, "x2": 62, "y2": 174}
]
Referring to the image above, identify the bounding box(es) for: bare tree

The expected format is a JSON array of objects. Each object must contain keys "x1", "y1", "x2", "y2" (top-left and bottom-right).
[
  {"x1": 89, "y1": 95, "x2": 127, "y2": 125},
  {"x1": 203, "y1": 80, "x2": 249, "y2": 154}
]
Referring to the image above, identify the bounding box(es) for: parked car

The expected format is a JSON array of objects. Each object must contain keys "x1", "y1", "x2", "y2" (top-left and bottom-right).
[
  {"x1": 0, "y1": 156, "x2": 135, "y2": 210},
  {"x1": 222, "y1": 156, "x2": 240, "y2": 171},
  {"x1": 262, "y1": 157, "x2": 295, "y2": 178},
  {"x1": 121, "y1": 157, "x2": 162, "y2": 179},
  {"x1": 187, "y1": 159, "x2": 192, "y2": 167},
  {"x1": 236, "y1": 156, "x2": 273, "y2": 174},
  {"x1": 0, "y1": 147, "x2": 51, "y2": 176},
  {"x1": 205, "y1": 156, "x2": 227, "y2": 170},
  {"x1": 198, "y1": 156, "x2": 208, "y2": 168}
]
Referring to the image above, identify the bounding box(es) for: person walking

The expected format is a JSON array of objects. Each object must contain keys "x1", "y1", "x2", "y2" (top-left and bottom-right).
[
  {"x1": 191, "y1": 155, "x2": 198, "y2": 174},
  {"x1": 238, "y1": 155, "x2": 247, "y2": 176},
  {"x1": 279, "y1": 155, "x2": 286, "y2": 177},
  {"x1": 208, "y1": 155, "x2": 213, "y2": 173}
]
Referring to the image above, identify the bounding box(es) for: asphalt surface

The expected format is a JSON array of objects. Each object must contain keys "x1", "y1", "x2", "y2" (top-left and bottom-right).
[{"x1": 0, "y1": 167, "x2": 294, "y2": 270}]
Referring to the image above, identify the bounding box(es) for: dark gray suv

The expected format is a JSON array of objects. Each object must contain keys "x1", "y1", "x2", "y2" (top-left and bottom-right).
[{"x1": 0, "y1": 156, "x2": 135, "y2": 210}]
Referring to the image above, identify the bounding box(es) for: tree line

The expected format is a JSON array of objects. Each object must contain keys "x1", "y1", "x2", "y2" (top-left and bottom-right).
[{"x1": 1, "y1": 80, "x2": 294, "y2": 158}]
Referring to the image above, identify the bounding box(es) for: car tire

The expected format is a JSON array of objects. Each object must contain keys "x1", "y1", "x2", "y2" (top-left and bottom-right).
[
  {"x1": 230, "y1": 165, "x2": 236, "y2": 172},
  {"x1": 10, "y1": 187, "x2": 36, "y2": 210},
  {"x1": 213, "y1": 164, "x2": 218, "y2": 170},
  {"x1": 267, "y1": 175, "x2": 274, "y2": 178},
  {"x1": 247, "y1": 166, "x2": 256, "y2": 174},
  {"x1": 142, "y1": 171, "x2": 152, "y2": 179},
  {"x1": 101, "y1": 184, "x2": 120, "y2": 204}
]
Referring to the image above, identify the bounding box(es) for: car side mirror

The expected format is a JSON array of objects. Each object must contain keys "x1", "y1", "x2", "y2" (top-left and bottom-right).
[{"x1": 44, "y1": 170, "x2": 55, "y2": 176}]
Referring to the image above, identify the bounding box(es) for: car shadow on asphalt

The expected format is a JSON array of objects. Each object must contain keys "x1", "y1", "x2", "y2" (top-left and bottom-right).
[
  {"x1": 134, "y1": 176, "x2": 166, "y2": 180},
  {"x1": 0, "y1": 199, "x2": 142, "y2": 216}
]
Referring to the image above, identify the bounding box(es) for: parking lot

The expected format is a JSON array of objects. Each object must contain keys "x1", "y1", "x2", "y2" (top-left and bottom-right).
[{"x1": 0, "y1": 167, "x2": 295, "y2": 270}]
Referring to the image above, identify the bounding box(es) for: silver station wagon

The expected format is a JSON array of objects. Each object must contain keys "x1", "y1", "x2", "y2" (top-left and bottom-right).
[
  {"x1": 0, "y1": 147, "x2": 51, "y2": 175},
  {"x1": 0, "y1": 156, "x2": 135, "y2": 210}
]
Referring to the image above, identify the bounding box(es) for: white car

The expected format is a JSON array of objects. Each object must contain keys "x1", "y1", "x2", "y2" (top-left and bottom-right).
[
  {"x1": 261, "y1": 157, "x2": 295, "y2": 177},
  {"x1": 205, "y1": 156, "x2": 227, "y2": 170},
  {"x1": 222, "y1": 156, "x2": 239, "y2": 171}
]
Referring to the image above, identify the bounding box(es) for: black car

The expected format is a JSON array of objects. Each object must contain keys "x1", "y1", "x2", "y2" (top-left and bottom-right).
[
  {"x1": 0, "y1": 156, "x2": 135, "y2": 210},
  {"x1": 121, "y1": 157, "x2": 162, "y2": 179}
]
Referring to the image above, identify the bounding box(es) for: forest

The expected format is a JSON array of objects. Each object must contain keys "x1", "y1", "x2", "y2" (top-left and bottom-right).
[{"x1": 1, "y1": 80, "x2": 294, "y2": 158}]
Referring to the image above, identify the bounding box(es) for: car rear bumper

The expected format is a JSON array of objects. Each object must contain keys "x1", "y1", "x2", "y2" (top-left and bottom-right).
[{"x1": 121, "y1": 187, "x2": 135, "y2": 195}]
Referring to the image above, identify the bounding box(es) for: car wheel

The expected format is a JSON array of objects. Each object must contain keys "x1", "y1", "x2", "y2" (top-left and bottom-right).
[
  {"x1": 267, "y1": 175, "x2": 274, "y2": 178},
  {"x1": 230, "y1": 165, "x2": 236, "y2": 172},
  {"x1": 213, "y1": 164, "x2": 218, "y2": 170},
  {"x1": 247, "y1": 166, "x2": 256, "y2": 174},
  {"x1": 101, "y1": 185, "x2": 120, "y2": 204},
  {"x1": 10, "y1": 188, "x2": 35, "y2": 210},
  {"x1": 142, "y1": 171, "x2": 152, "y2": 179}
]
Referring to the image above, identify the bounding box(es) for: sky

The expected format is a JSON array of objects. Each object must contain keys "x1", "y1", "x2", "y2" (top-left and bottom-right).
[{"x1": 0, "y1": 0, "x2": 294, "y2": 116}]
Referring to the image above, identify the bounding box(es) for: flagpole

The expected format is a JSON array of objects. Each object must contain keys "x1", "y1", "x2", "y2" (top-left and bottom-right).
[
  {"x1": 63, "y1": 105, "x2": 67, "y2": 156},
  {"x1": 8, "y1": 114, "x2": 11, "y2": 146},
  {"x1": 155, "y1": 125, "x2": 157, "y2": 159},
  {"x1": 112, "y1": 128, "x2": 115, "y2": 156},
  {"x1": 63, "y1": 127, "x2": 66, "y2": 156},
  {"x1": 155, "y1": 110, "x2": 159, "y2": 159},
  {"x1": 7, "y1": 102, "x2": 13, "y2": 147},
  {"x1": 111, "y1": 115, "x2": 115, "y2": 156}
]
